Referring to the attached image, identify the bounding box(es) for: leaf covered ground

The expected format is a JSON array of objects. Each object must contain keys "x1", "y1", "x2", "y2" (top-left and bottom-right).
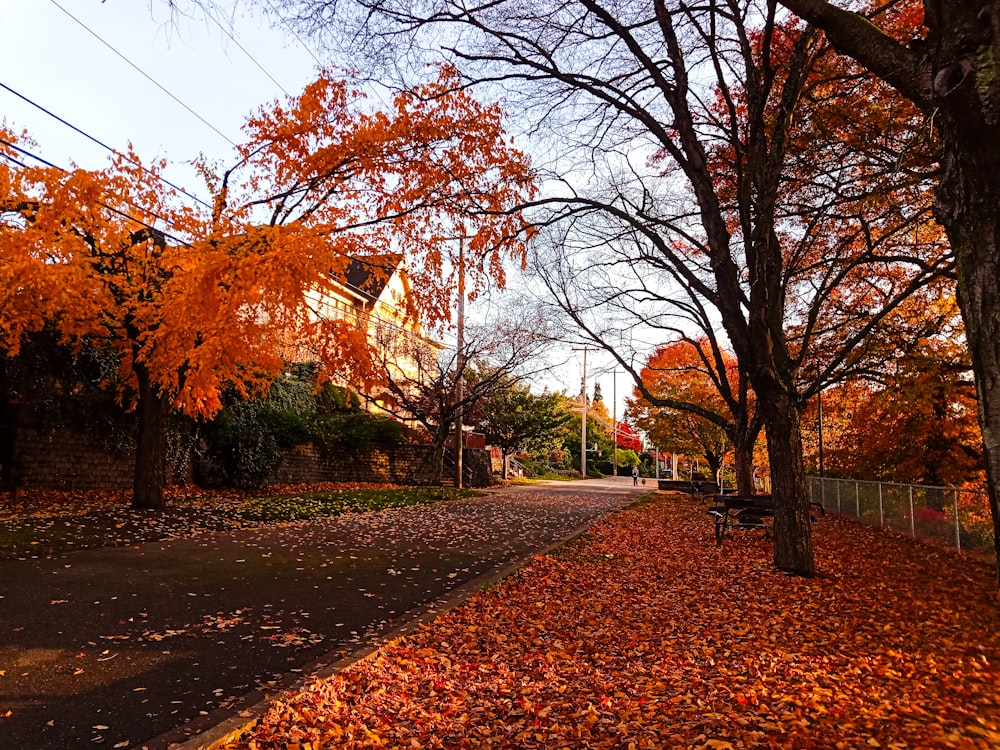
[
  {"x1": 0, "y1": 483, "x2": 476, "y2": 559},
  {"x1": 0, "y1": 481, "x2": 634, "y2": 748},
  {"x1": 230, "y1": 493, "x2": 1000, "y2": 750}
]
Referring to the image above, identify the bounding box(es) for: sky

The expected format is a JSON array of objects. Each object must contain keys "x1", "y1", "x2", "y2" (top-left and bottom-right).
[
  {"x1": 0, "y1": 0, "x2": 635, "y2": 426},
  {"x1": 0, "y1": 0, "x2": 321, "y2": 198}
]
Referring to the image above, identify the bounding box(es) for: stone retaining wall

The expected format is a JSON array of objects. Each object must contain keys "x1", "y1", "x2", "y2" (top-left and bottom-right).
[{"x1": 4, "y1": 423, "x2": 492, "y2": 491}]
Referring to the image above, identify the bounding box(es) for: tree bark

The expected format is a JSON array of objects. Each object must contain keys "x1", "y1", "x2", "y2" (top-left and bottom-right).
[
  {"x1": 133, "y1": 362, "x2": 166, "y2": 510},
  {"x1": 777, "y1": 0, "x2": 1000, "y2": 576},
  {"x1": 936, "y1": 136, "x2": 1000, "y2": 568},
  {"x1": 428, "y1": 426, "x2": 453, "y2": 487},
  {"x1": 731, "y1": 435, "x2": 757, "y2": 495},
  {"x1": 757, "y1": 382, "x2": 815, "y2": 576}
]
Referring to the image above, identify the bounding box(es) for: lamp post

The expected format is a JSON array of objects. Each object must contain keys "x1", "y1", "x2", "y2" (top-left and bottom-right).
[
  {"x1": 454, "y1": 235, "x2": 466, "y2": 488},
  {"x1": 572, "y1": 347, "x2": 592, "y2": 477}
]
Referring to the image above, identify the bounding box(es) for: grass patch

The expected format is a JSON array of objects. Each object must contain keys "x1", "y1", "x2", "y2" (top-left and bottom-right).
[
  {"x1": 239, "y1": 486, "x2": 481, "y2": 522},
  {"x1": 508, "y1": 473, "x2": 581, "y2": 484},
  {"x1": 625, "y1": 491, "x2": 663, "y2": 510}
]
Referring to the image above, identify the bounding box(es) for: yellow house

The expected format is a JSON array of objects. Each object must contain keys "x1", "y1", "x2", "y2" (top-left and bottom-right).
[{"x1": 301, "y1": 253, "x2": 440, "y2": 413}]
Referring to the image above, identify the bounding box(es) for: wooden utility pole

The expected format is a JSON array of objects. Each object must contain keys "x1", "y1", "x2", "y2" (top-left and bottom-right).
[
  {"x1": 572, "y1": 347, "x2": 592, "y2": 477},
  {"x1": 455, "y1": 236, "x2": 465, "y2": 488},
  {"x1": 612, "y1": 369, "x2": 618, "y2": 476}
]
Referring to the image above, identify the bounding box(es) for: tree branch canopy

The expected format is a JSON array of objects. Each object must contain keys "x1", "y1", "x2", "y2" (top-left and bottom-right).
[{"x1": 777, "y1": 0, "x2": 931, "y2": 109}]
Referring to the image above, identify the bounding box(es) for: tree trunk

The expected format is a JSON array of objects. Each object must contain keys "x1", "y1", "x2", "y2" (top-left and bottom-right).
[
  {"x1": 705, "y1": 451, "x2": 723, "y2": 483},
  {"x1": 501, "y1": 448, "x2": 509, "y2": 481},
  {"x1": 428, "y1": 429, "x2": 450, "y2": 486},
  {"x1": 731, "y1": 438, "x2": 756, "y2": 495},
  {"x1": 778, "y1": 0, "x2": 1000, "y2": 585},
  {"x1": 132, "y1": 363, "x2": 166, "y2": 510},
  {"x1": 758, "y1": 387, "x2": 815, "y2": 576},
  {"x1": 935, "y1": 133, "x2": 1000, "y2": 572}
]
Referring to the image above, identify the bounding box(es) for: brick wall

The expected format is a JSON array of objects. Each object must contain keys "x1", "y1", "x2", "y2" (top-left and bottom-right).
[
  {"x1": 11, "y1": 424, "x2": 135, "y2": 490},
  {"x1": 271, "y1": 444, "x2": 492, "y2": 487},
  {"x1": 270, "y1": 443, "x2": 439, "y2": 485}
]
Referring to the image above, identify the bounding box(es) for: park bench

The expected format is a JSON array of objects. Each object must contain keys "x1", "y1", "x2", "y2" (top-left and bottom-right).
[
  {"x1": 656, "y1": 479, "x2": 721, "y2": 498},
  {"x1": 708, "y1": 494, "x2": 825, "y2": 546}
]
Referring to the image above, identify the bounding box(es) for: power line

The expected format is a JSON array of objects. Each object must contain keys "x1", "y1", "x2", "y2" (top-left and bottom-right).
[
  {"x1": 201, "y1": 0, "x2": 293, "y2": 97},
  {"x1": 46, "y1": 0, "x2": 239, "y2": 148},
  {"x1": 0, "y1": 79, "x2": 213, "y2": 210},
  {"x1": 263, "y1": 0, "x2": 325, "y2": 68},
  {"x1": 0, "y1": 138, "x2": 192, "y2": 248}
]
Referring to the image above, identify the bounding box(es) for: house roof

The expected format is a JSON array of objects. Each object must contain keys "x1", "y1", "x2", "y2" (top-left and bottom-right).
[{"x1": 341, "y1": 254, "x2": 403, "y2": 303}]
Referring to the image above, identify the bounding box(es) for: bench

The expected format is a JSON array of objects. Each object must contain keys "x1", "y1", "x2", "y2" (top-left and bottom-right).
[
  {"x1": 656, "y1": 479, "x2": 720, "y2": 497},
  {"x1": 708, "y1": 494, "x2": 825, "y2": 546}
]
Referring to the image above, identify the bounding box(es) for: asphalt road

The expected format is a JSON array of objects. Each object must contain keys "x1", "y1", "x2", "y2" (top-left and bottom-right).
[{"x1": 0, "y1": 478, "x2": 647, "y2": 749}]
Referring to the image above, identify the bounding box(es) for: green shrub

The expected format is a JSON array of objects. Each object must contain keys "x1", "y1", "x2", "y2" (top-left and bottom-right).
[
  {"x1": 200, "y1": 374, "x2": 406, "y2": 489},
  {"x1": 316, "y1": 383, "x2": 361, "y2": 413},
  {"x1": 313, "y1": 412, "x2": 405, "y2": 451}
]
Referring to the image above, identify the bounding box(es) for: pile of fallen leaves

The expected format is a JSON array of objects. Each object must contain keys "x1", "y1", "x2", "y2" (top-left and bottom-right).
[{"x1": 229, "y1": 494, "x2": 1000, "y2": 749}]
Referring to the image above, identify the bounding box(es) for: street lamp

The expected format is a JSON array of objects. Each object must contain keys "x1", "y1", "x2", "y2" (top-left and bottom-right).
[
  {"x1": 612, "y1": 369, "x2": 618, "y2": 477},
  {"x1": 572, "y1": 347, "x2": 592, "y2": 477},
  {"x1": 454, "y1": 235, "x2": 466, "y2": 488}
]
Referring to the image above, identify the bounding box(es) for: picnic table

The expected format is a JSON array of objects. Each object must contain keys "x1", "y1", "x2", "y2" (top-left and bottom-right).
[{"x1": 708, "y1": 494, "x2": 825, "y2": 546}]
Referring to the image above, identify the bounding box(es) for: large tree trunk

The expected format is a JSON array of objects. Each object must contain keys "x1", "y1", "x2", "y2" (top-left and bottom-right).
[
  {"x1": 731, "y1": 436, "x2": 756, "y2": 495},
  {"x1": 428, "y1": 429, "x2": 450, "y2": 486},
  {"x1": 133, "y1": 363, "x2": 166, "y2": 510},
  {"x1": 779, "y1": 0, "x2": 1000, "y2": 585},
  {"x1": 758, "y1": 386, "x2": 814, "y2": 576},
  {"x1": 704, "y1": 450, "x2": 723, "y2": 484},
  {"x1": 935, "y1": 133, "x2": 1000, "y2": 570}
]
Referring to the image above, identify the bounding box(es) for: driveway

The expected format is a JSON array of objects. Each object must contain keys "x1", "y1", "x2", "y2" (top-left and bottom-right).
[{"x1": 0, "y1": 478, "x2": 647, "y2": 749}]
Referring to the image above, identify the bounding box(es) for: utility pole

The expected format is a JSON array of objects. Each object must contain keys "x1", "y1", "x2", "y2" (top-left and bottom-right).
[
  {"x1": 454, "y1": 236, "x2": 465, "y2": 488},
  {"x1": 572, "y1": 347, "x2": 592, "y2": 477},
  {"x1": 612, "y1": 369, "x2": 618, "y2": 476},
  {"x1": 817, "y1": 386, "x2": 825, "y2": 478}
]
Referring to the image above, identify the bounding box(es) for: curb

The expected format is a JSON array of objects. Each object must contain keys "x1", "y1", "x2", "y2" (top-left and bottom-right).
[{"x1": 155, "y1": 511, "x2": 616, "y2": 750}]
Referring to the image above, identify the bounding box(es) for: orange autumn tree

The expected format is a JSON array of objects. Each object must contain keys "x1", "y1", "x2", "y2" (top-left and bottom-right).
[
  {"x1": 0, "y1": 68, "x2": 534, "y2": 508},
  {"x1": 808, "y1": 292, "x2": 983, "y2": 487},
  {"x1": 628, "y1": 338, "x2": 762, "y2": 493}
]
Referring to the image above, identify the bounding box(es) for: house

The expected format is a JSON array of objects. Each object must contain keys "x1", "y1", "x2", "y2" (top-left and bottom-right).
[{"x1": 299, "y1": 253, "x2": 440, "y2": 414}]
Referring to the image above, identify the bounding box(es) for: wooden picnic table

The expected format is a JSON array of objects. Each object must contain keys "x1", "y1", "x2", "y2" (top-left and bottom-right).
[{"x1": 708, "y1": 494, "x2": 825, "y2": 546}]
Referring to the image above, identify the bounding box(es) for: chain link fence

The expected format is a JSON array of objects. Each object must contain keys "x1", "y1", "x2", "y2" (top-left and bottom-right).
[{"x1": 807, "y1": 476, "x2": 995, "y2": 558}]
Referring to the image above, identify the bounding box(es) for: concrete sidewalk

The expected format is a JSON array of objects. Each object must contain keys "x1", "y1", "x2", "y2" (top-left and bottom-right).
[{"x1": 0, "y1": 479, "x2": 645, "y2": 749}]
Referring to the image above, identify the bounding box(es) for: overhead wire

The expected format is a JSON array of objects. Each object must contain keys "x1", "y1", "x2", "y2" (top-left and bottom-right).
[
  {"x1": 13, "y1": 1, "x2": 328, "y2": 218},
  {"x1": 263, "y1": 0, "x2": 325, "y2": 68},
  {"x1": 46, "y1": 0, "x2": 240, "y2": 148},
  {"x1": 2, "y1": 1, "x2": 317, "y2": 235},
  {"x1": 0, "y1": 79, "x2": 213, "y2": 210},
  {"x1": 2, "y1": 4, "x2": 381, "y2": 256},
  {"x1": 0, "y1": 137, "x2": 193, "y2": 248},
  {"x1": 200, "y1": 0, "x2": 293, "y2": 97}
]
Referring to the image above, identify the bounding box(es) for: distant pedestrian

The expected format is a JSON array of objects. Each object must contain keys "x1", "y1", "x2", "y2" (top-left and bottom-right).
[{"x1": 632, "y1": 466, "x2": 639, "y2": 486}]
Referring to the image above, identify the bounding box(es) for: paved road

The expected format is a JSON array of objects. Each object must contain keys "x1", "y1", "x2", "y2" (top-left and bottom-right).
[{"x1": 0, "y1": 478, "x2": 647, "y2": 749}]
